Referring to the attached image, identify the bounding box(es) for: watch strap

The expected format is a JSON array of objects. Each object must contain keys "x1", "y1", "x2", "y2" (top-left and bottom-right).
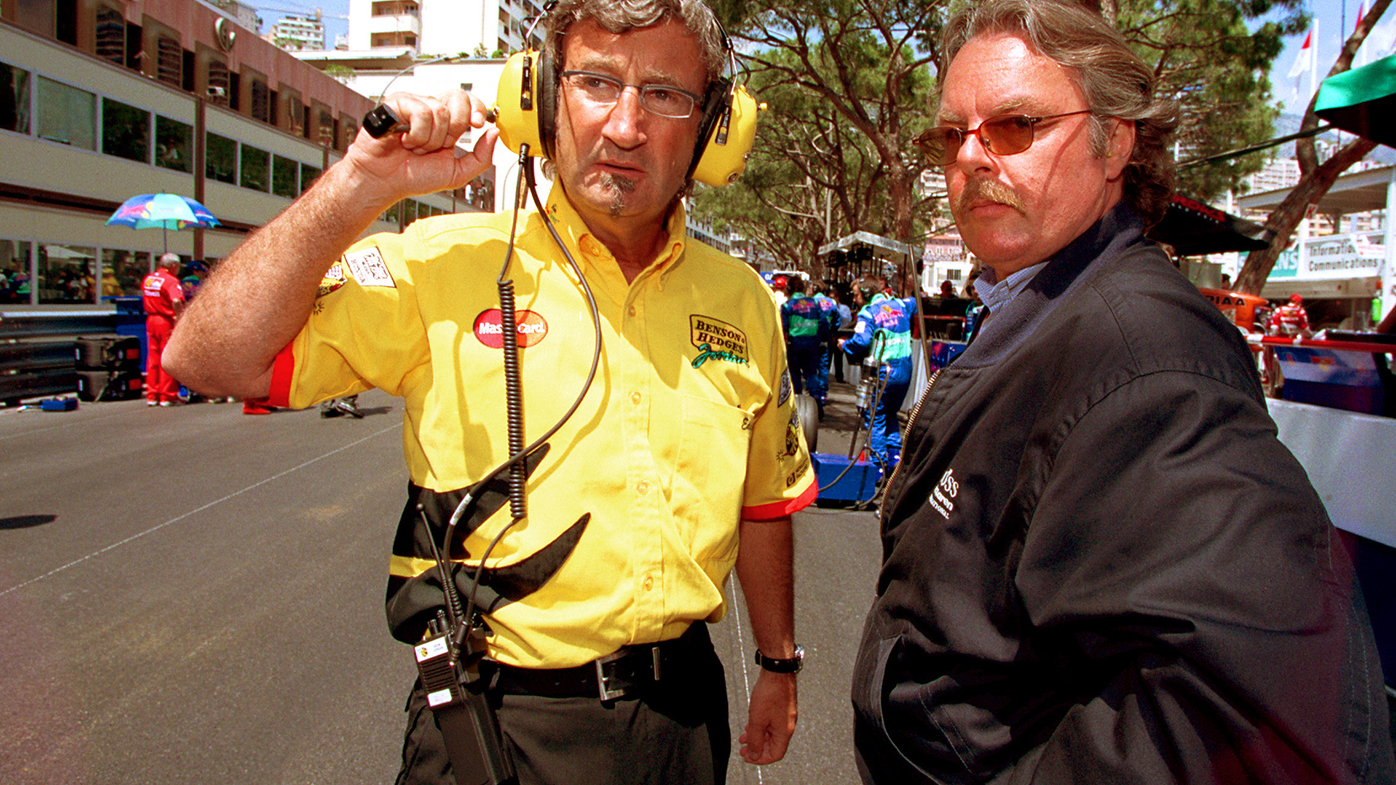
[{"x1": 754, "y1": 645, "x2": 804, "y2": 673}]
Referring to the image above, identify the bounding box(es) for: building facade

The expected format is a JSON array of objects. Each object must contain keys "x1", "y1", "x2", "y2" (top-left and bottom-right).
[
  {"x1": 347, "y1": 0, "x2": 544, "y2": 56},
  {"x1": 269, "y1": 14, "x2": 326, "y2": 51},
  {"x1": 0, "y1": 0, "x2": 466, "y2": 311}
]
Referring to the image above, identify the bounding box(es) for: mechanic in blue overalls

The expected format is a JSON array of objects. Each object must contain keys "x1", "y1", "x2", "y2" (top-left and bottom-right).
[
  {"x1": 841, "y1": 276, "x2": 915, "y2": 470},
  {"x1": 781, "y1": 275, "x2": 830, "y2": 416},
  {"x1": 811, "y1": 282, "x2": 840, "y2": 410}
]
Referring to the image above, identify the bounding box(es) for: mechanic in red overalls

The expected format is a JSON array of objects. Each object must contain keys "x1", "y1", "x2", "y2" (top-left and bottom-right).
[{"x1": 141, "y1": 253, "x2": 185, "y2": 406}]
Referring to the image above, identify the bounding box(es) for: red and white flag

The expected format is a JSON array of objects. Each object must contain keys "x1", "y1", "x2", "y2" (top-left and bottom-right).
[{"x1": 1288, "y1": 29, "x2": 1314, "y2": 79}]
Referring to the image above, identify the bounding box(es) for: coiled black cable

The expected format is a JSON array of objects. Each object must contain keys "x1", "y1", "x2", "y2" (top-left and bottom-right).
[
  {"x1": 496, "y1": 279, "x2": 527, "y2": 519},
  {"x1": 434, "y1": 144, "x2": 604, "y2": 636}
]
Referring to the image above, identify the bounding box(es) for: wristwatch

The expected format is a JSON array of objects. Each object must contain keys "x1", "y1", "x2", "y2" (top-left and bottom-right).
[{"x1": 754, "y1": 645, "x2": 804, "y2": 674}]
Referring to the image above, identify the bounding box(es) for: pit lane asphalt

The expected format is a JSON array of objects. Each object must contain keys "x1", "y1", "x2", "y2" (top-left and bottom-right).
[{"x1": 0, "y1": 381, "x2": 882, "y2": 785}]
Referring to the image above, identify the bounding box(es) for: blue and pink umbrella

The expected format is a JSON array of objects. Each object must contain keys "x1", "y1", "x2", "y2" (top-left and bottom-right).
[{"x1": 106, "y1": 193, "x2": 221, "y2": 253}]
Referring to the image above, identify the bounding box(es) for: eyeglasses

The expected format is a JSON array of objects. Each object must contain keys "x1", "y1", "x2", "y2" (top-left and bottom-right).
[
  {"x1": 560, "y1": 70, "x2": 704, "y2": 119},
  {"x1": 914, "y1": 110, "x2": 1094, "y2": 166}
]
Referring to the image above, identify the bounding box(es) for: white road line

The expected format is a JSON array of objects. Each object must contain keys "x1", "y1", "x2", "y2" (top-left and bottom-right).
[
  {"x1": 727, "y1": 578, "x2": 765, "y2": 784},
  {"x1": 0, "y1": 424, "x2": 398, "y2": 597}
]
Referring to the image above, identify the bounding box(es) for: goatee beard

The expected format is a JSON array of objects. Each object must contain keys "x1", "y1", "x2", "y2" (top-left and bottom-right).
[{"x1": 597, "y1": 173, "x2": 636, "y2": 218}]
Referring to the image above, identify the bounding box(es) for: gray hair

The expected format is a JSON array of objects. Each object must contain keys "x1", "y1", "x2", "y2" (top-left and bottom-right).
[
  {"x1": 938, "y1": 0, "x2": 1178, "y2": 226},
  {"x1": 543, "y1": 0, "x2": 727, "y2": 87},
  {"x1": 159, "y1": 252, "x2": 181, "y2": 268}
]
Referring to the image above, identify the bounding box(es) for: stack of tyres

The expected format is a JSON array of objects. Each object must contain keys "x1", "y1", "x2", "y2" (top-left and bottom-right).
[{"x1": 75, "y1": 334, "x2": 144, "y2": 402}]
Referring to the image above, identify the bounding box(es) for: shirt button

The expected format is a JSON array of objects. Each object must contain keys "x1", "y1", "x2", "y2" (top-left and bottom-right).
[
  {"x1": 630, "y1": 391, "x2": 641, "y2": 405},
  {"x1": 636, "y1": 481, "x2": 650, "y2": 495},
  {"x1": 628, "y1": 306, "x2": 636, "y2": 317},
  {"x1": 643, "y1": 576, "x2": 655, "y2": 591}
]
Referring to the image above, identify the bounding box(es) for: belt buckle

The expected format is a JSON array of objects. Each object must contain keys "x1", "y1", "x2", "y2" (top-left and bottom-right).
[{"x1": 594, "y1": 648, "x2": 632, "y2": 702}]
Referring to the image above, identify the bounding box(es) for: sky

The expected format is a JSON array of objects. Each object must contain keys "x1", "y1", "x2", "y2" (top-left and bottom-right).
[
  {"x1": 244, "y1": 0, "x2": 1394, "y2": 116},
  {"x1": 1269, "y1": 0, "x2": 1396, "y2": 112}
]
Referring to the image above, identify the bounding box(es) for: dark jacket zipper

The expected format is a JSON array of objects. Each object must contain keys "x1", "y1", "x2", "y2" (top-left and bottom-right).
[{"x1": 879, "y1": 367, "x2": 942, "y2": 523}]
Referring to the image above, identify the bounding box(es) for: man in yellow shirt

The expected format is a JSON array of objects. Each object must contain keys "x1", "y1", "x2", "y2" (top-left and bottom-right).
[{"x1": 165, "y1": 1, "x2": 815, "y2": 783}]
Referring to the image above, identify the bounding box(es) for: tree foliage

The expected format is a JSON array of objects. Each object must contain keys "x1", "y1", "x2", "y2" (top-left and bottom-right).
[
  {"x1": 696, "y1": 0, "x2": 948, "y2": 274},
  {"x1": 1110, "y1": 0, "x2": 1306, "y2": 199},
  {"x1": 695, "y1": 0, "x2": 1308, "y2": 276},
  {"x1": 1235, "y1": 0, "x2": 1390, "y2": 295}
]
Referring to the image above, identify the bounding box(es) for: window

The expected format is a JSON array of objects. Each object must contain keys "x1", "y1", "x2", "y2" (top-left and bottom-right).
[
  {"x1": 100, "y1": 249, "x2": 150, "y2": 298},
  {"x1": 0, "y1": 240, "x2": 33, "y2": 305},
  {"x1": 247, "y1": 71, "x2": 270, "y2": 123},
  {"x1": 316, "y1": 106, "x2": 334, "y2": 146},
  {"x1": 338, "y1": 112, "x2": 356, "y2": 150},
  {"x1": 207, "y1": 58, "x2": 230, "y2": 107},
  {"x1": 36, "y1": 76, "x2": 95, "y2": 149},
  {"x1": 55, "y1": 0, "x2": 77, "y2": 46},
  {"x1": 300, "y1": 164, "x2": 321, "y2": 194},
  {"x1": 206, "y1": 131, "x2": 236, "y2": 183},
  {"x1": 0, "y1": 62, "x2": 31, "y2": 134},
  {"x1": 102, "y1": 98, "x2": 150, "y2": 163},
  {"x1": 95, "y1": 5, "x2": 125, "y2": 66},
  {"x1": 465, "y1": 167, "x2": 495, "y2": 212},
  {"x1": 282, "y1": 89, "x2": 305, "y2": 137},
  {"x1": 272, "y1": 155, "x2": 299, "y2": 198},
  {"x1": 38, "y1": 244, "x2": 96, "y2": 305},
  {"x1": 156, "y1": 35, "x2": 182, "y2": 87},
  {"x1": 240, "y1": 144, "x2": 269, "y2": 191},
  {"x1": 155, "y1": 116, "x2": 192, "y2": 172}
]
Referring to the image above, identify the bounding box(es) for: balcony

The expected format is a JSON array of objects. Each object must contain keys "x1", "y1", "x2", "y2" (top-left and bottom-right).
[{"x1": 367, "y1": 12, "x2": 421, "y2": 37}]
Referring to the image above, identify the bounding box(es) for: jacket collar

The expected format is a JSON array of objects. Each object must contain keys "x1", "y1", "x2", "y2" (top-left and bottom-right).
[{"x1": 958, "y1": 201, "x2": 1148, "y2": 365}]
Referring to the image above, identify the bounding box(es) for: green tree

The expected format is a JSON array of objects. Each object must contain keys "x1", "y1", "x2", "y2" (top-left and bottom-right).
[
  {"x1": 694, "y1": 46, "x2": 944, "y2": 274},
  {"x1": 696, "y1": 0, "x2": 1306, "y2": 274},
  {"x1": 1109, "y1": 0, "x2": 1307, "y2": 200},
  {"x1": 698, "y1": 0, "x2": 948, "y2": 272},
  {"x1": 322, "y1": 63, "x2": 354, "y2": 84},
  {"x1": 1235, "y1": 0, "x2": 1390, "y2": 295}
]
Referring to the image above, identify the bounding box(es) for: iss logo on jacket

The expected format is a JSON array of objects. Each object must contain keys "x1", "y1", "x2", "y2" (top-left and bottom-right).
[{"x1": 928, "y1": 468, "x2": 958, "y2": 520}]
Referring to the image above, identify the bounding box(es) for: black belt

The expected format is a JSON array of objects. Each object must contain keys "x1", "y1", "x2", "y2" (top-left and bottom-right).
[{"x1": 490, "y1": 623, "x2": 707, "y2": 702}]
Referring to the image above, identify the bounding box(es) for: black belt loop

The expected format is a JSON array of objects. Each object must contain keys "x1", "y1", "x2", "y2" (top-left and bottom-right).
[{"x1": 492, "y1": 623, "x2": 707, "y2": 701}]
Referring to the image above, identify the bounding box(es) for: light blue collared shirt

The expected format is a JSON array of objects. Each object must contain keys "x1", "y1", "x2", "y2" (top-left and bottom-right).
[{"x1": 972, "y1": 261, "x2": 1050, "y2": 314}]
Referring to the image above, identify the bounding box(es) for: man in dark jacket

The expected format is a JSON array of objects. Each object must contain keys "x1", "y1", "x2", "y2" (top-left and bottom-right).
[{"x1": 851, "y1": 1, "x2": 1395, "y2": 783}]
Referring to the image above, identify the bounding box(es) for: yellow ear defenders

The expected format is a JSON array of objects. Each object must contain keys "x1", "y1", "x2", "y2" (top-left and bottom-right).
[{"x1": 491, "y1": 45, "x2": 759, "y2": 187}]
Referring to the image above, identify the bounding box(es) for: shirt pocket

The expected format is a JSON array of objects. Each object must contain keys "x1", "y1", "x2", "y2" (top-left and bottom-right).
[{"x1": 669, "y1": 394, "x2": 752, "y2": 563}]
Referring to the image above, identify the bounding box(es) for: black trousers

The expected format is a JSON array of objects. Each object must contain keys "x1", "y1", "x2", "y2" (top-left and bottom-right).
[{"x1": 395, "y1": 629, "x2": 730, "y2": 785}]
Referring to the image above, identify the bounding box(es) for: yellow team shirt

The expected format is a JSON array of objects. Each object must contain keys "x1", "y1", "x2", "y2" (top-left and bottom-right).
[{"x1": 266, "y1": 189, "x2": 817, "y2": 668}]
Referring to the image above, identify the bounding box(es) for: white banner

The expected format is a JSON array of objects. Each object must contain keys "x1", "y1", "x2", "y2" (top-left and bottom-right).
[{"x1": 1269, "y1": 232, "x2": 1387, "y2": 281}]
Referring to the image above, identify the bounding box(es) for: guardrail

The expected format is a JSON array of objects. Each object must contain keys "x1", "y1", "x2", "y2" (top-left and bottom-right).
[{"x1": 0, "y1": 307, "x2": 138, "y2": 406}]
